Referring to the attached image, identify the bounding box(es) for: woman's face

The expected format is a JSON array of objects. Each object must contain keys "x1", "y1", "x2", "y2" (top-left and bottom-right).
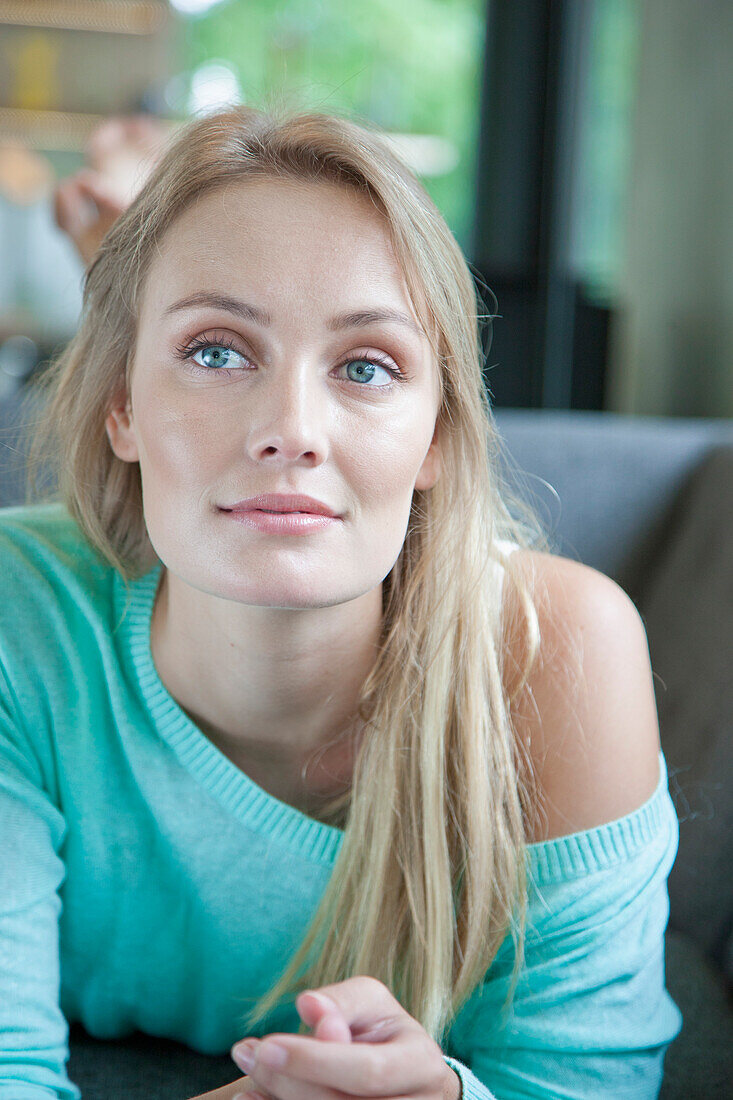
[{"x1": 105, "y1": 175, "x2": 442, "y2": 610}]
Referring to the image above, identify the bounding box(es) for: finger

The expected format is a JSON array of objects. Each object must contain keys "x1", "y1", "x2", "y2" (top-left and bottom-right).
[
  {"x1": 314, "y1": 1011, "x2": 352, "y2": 1042},
  {"x1": 54, "y1": 170, "x2": 126, "y2": 224},
  {"x1": 128, "y1": 114, "x2": 169, "y2": 145},
  {"x1": 298, "y1": 992, "x2": 352, "y2": 1042},
  {"x1": 52, "y1": 180, "x2": 96, "y2": 237},
  {"x1": 52, "y1": 181, "x2": 80, "y2": 233},
  {"x1": 247, "y1": 1058, "x2": 346, "y2": 1100},
  {"x1": 53, "y1": 190, "x2": 120, "y2": 264},
  {"x1": 247, "y1": 1030, "x2": 433, "y2": 1098},
  {"x1": 54, "y1": 172, "x2": 126, "y2": 259},
  {"x1": 233, "y1": 1000, "x2": 351, "y2": 1100},
  {"x1": 73, "y1": 170, "x2": 129, "y2": 215},
  {"x1": 230, "y1": 1079, "x2": 267, "y2": 1098},
  {"x1": 296, "y1": 977, "x2": 404, "y2": 1042},
  {"x1": 85, "y1": 117, "x2": 129, "y2": 163}
]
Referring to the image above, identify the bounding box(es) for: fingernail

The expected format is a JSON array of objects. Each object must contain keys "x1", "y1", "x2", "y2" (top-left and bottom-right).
[
  {"x1": 257, "y1": 1040, "x2": 289, "y2": 1068},
  {"x1": 231, "y1": 1040, "x2": 257, "y2": 1072},
  {"x1": 307, "y1": 991, "x2": 337, "y2": 1011}
]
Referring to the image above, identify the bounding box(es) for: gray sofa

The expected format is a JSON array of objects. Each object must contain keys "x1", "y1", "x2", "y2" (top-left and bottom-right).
[{"x1": 1, "y1": 388, "x2": 732, "y2": 1099}]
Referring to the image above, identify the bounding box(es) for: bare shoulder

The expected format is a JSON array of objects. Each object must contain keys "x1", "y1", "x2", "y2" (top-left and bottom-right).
[{"x1": 501, "y1": 548, "x2": 662, "y2": 843}]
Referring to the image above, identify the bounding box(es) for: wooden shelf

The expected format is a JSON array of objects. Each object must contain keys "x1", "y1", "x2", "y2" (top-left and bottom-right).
[
  {"x1": 0, "y1": 107, "x2": 109, "y2": 150},
  {"x1": 0, "y1": 107, "x2": 181, "y2": 152},
  {"x1": 0, "y1": 1, "x2": 168, "y2": 35}
]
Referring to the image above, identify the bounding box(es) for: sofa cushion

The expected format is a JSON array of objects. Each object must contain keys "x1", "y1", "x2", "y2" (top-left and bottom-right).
[
  {"x1": 494, "y1": 408, "x2": 733, "y2": 585},
  {"x1": 64, "y1": 929, "x2": 732, "y2": 1100},
  {"x1": 634, "y1": 447, "x2": 733, "y2": 982},
  {"x1": 67, "y1": 1023, "x2": 238, "y2": 1100},
  {"x1": 661, "y1": 929, "x2": 733, "y2": 1099}
]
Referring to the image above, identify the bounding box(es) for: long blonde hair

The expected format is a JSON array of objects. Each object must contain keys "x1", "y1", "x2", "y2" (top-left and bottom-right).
[{"x1": 23, "y1": 102, "x2": 557, "y2": 1045}]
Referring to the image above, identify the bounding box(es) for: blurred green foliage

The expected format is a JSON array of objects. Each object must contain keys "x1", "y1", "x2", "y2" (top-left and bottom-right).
[
  {"x1": 178, "y1": 0, "x2": 487, "y2": 254},
  {"x1": 572, "y1": 0, "x2": 639, "y2": 302}
]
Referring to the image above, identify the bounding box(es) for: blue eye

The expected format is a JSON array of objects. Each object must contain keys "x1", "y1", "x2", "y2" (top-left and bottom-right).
[
  {"x1": 173, "y1": 335, "x2": 407, "y2": 390},
  {"x1": 340, "y1": 359, "x2": 396, "y2": 386},
  {"x1": 192, "y1": 344, "x2": 244, "y2": 371}
]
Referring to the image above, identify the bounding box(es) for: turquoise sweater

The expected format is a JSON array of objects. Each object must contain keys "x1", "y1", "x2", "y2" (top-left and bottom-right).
[{"x1": 0, "y1": 503, "x2": 683, "y2": 1099}]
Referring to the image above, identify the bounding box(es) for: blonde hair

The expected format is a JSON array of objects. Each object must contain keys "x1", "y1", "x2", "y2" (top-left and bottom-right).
[{"x1": 23, "y1": 102, "x2": 558, "y2": 1045}]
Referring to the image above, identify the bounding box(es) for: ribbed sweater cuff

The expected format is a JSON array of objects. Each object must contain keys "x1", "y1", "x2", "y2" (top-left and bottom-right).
[{"x1": 443, "y1": 1055, "x2": 497, "y2": 1099}]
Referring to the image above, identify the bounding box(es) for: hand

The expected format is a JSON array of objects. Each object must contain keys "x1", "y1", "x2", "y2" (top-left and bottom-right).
[
  {"x1": 230, "y1": 975, "x2": 461, "y2": 1100},
  {"x1": 53, "y1": 169, "x2": 129, "y2": 265},
  {"x1": 53, "y1": 114, "x2": 172, "y2": 264},
  {"x1": 187, "y1": 1077, "x2": 258, "y2": 1099}
]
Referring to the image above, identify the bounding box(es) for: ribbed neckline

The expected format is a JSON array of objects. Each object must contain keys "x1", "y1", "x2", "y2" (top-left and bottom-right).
[
  {"x1": 114, "y1": 563, "x2": 345, "y2": 866},
  {"x1": 113, "y1": 564, "x2": 673, "y2": 879}
]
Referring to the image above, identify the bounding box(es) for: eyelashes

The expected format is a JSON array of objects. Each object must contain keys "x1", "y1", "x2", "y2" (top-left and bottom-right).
[{"x1": 171, "y1": 332, "x2": 408, "y2": 390}]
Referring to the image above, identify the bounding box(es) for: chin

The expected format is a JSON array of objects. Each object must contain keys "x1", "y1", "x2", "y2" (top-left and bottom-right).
[{"x1": 203, "y1": 572, "x2": 356, "y2": 610}]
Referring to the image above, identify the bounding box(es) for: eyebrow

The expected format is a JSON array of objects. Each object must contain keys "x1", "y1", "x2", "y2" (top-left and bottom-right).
[{"x1": 162, "y1": 291, "x2": 426, "y2": 340}]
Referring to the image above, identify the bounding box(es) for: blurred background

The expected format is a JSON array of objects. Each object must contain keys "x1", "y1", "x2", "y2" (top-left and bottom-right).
[
  {"x1": 1, "y1": 8, "x2": 732, "y2": 1090},
  {"x1": 0, "y1": 0, "x2": 731, "y2": 418}
]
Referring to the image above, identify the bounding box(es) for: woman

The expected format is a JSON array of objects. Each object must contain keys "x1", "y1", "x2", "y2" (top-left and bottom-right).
[{"x1": 1, "y1": 105, "x2": 682, "y2": 1100}]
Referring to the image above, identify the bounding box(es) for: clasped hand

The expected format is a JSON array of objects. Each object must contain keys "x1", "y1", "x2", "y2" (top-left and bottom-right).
[{"x1": 229, "y1": 976, "x2": 461, "y2": 1100}]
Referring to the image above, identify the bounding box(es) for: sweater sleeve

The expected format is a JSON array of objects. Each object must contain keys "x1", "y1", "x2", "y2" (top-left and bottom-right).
[
  {"x1": 0, "y1": 662, "x2": 81, "y2": 1100},
  {"x1": 440, "y1": 753, "x2": 683, "y2": 1100}
]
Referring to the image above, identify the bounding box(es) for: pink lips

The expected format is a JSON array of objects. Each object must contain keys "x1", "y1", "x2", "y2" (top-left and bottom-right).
[
  {"x1": 223, "y1": 510, "x2": 338, "y2": 535},
  {"x1": 222, "y1": 492, "x2": 339, "y2": 517}
]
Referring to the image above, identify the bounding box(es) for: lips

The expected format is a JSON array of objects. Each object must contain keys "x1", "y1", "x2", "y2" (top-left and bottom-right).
[{"x1": 222, "y1": 493, "x2": 340, "y2": 518}]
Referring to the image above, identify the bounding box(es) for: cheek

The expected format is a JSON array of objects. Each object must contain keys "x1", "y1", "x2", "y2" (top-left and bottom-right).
[
  {"x1": 136, "y1": 405, "x2": 219, "y2": 485},
  {"x1": 343, "y1": 421, "x2": 430, "y2": 556},
  {"x1": 350, "y1": 412, "x2": 433, "y2": 489}
]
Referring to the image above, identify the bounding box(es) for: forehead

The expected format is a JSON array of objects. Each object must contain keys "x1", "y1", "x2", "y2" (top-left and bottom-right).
[
  {"x1": 153, "y1": 178, "x2": 393, "y2": 273},
  {"x1": 142, "y1": 176, "x2": 428, "y2": 327}
]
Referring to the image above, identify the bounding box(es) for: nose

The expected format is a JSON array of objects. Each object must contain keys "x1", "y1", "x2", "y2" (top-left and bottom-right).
[{"x1": 245, "y1": 366, "x2": 328, "y2": 465}]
